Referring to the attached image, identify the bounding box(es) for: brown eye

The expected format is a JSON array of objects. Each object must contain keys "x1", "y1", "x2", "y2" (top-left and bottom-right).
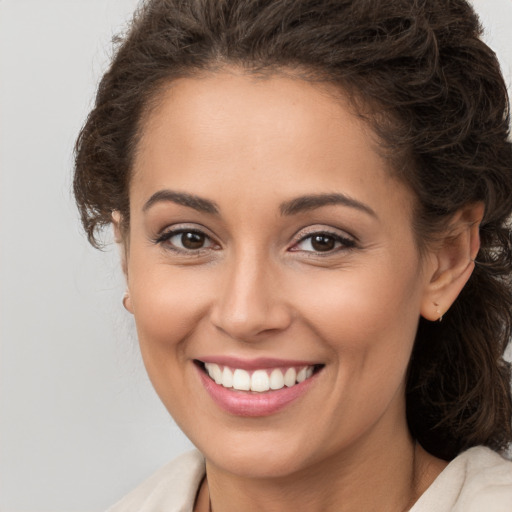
[
  {"x1": 181, "y1": 231, "x2": 206, "y2": 249},
  {"x1": 291, "y1": 230, "x2": 356, "y2": 254},
  {"x1": 156, "y1": 229, "x2": 215, "y2": 252},
  {"x1": 311, "y1": 234, "x2": 336, "y2": 252}
]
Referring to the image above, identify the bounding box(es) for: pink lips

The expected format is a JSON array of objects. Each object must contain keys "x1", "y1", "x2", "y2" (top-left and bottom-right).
[{"x1": 196, "y1": 357, "x2": 321, "y2": 417}]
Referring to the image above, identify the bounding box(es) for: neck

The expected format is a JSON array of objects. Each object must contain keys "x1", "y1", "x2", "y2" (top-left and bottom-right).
[{"x1": 199, "y1": 426, "x2": 447, "y2": 512}]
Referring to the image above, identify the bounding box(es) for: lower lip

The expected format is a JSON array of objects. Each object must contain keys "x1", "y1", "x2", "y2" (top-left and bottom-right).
[{"x1": 197, "y1": 365, "x2": 319, "y2": 417}]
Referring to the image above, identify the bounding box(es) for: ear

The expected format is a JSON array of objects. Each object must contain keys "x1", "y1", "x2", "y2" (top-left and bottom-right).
[
  {"x1": 112, "y1": 211, "x2": 134, "y2": 313},
  {"x1": 111, "y1": 210, "x2": 124, "y2": 244},
  {"x1": 112, "y1": 210, "x2": 128, "y2": 275},
  {"x1": 420, "y1": 202, "x2": 484, "y2": 321}
]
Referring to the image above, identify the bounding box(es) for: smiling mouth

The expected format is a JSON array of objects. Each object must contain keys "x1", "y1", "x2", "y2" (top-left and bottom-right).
[{"x1": 196, "y1": 361, "x2": 324, "y2": 393}]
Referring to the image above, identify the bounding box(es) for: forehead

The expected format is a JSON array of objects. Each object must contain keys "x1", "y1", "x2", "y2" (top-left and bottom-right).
[
  {"x1": 137, "y1": 70, "x2": 364, "y2": 162},
  {"x1": 131, "y1": 70, "x2": 415, "y2": 223}
]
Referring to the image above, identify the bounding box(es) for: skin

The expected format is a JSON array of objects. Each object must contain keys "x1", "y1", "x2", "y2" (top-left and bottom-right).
[{"x1": 119, "y1": 69, "x2": 482, "y2": 512}]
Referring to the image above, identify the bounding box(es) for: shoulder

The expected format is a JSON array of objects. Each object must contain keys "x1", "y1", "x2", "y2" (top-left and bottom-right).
[
  {"x1": 106, "y1": 450, "x2": 205, "y2": 512},
  {"x1": 412, "y1": 446, "x2": 512, "y2": 512},
  {"x1": 454, "y1": 446, "x2": 512, "y2": 511}
]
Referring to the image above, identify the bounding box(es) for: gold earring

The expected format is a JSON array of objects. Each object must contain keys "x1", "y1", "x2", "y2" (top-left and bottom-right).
[
  {"x1": 434, "y1": 302, "x2": 443, "y2": 322},
  {"x1": 122, "y1": 291, "x2": 130, "y2": 311}
]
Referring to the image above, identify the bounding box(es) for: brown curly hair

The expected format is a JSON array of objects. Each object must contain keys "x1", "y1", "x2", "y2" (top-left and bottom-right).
[{"x1": 74, "y1": 0, "x2": 512, "y2": 460}]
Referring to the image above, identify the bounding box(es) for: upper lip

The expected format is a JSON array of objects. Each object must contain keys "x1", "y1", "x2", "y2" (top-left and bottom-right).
[{"x1": 196, "y1": 356, "x2": 321, "y2": 370}]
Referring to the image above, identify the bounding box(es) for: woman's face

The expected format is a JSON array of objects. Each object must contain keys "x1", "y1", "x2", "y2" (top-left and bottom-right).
[{"x1": 124, "y1": 70, "x2": 436, "y2": 478}]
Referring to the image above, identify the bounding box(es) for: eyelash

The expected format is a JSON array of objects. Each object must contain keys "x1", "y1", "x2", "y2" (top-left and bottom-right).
[
  {"x1": 290, "y1": 229, "x2": 356, "y2": 255},
  {"x1": 154, "y1": 227, "x2": 357, "y2": 255},
  {"x1": 154, "y1": 228, "x2": 218, "y2": 254}
]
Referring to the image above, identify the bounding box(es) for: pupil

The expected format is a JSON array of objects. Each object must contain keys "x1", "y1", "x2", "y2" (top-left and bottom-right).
[
  {"x1": 312, "y1": 234, "x2": 335, "y2": 251},
  {"x1": 181, "y1": 232, "x2": 205, "y2": 249}
]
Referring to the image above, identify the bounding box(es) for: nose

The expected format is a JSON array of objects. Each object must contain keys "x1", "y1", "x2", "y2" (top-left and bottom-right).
[{"x1": 209, "y1": 251, "x2": 293, "y2": 341}]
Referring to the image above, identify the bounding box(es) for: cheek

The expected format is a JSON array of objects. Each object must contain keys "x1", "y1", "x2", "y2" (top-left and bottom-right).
[
  {"x1": 292, "y1": 257, "x2": 422, "y2": 341},
  {"x1": 127, "y1": 259, "x2": 214, "y2": 367},
  {"x1": 287, "y1": 264, "x2": 422, "y2": 440},
  {"x1": 127, "y1": 263, "x2": 216, "y2": 426},
  {"x1": 288, "y1": 255, "x2": 423, "y2": 389}
]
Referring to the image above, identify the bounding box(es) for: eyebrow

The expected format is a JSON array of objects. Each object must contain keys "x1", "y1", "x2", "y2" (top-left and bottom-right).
[
  {"x1": 142, "y1": 189, "x2": 376, "y2": 218},
  {"x1": 280, "y1": 193, "x2": 376, "y2": 217},
  {"x1": 142, "y1": 190, "x2": 219, "y2": 214}
]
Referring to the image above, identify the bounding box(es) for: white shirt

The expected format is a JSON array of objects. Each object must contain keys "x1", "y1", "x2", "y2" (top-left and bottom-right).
[{"x1": 107, "y1": 446, "x2": 512, "y2": 512}]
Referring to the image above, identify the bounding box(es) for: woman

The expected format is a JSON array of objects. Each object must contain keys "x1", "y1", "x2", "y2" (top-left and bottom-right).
[{"x1": 74, "y1": 0, "x2": 512, "y2": 510}]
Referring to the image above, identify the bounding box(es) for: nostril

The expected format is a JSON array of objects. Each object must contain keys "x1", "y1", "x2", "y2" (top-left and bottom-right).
[
  {"x1": 209, "y1": 270, "x2": 293, "y2": 340},
  {"x1": 210, "y1": 304, "x2": 293, "y2": 342}
]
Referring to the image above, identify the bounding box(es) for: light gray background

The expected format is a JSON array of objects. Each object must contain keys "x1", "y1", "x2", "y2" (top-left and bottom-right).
[{"x1": 0, "y1": 1, "x2": 511, "y2": 511}]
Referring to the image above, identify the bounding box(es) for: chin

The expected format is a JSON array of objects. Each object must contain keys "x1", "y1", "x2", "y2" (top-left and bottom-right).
[
  {"x1": 191, "y1": 426, "x2": 324, "y2": 479},
  {"x1": 207, "y1": 446, "x2": 309, "y2": 479}
]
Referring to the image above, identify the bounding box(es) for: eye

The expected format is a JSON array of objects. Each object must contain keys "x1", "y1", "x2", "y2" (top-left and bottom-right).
[
  {"x1": 156, "y1": 228, "x2": 216, "y2": 252},
  {"x1": 291, "y1": 231, "x2": 356, "y2": 253}
]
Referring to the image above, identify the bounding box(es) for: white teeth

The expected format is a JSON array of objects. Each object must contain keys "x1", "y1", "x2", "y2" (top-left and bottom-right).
[
  {"x1": 205, "y1": 363, "x2": 223, "y2": 384},
  {"x1": 269, "y1": 368, "x2": 285, "y2": 390},
  {"x1": 251, "y1": 370, "x2": 270, "y2": 392},
  {"x1": 284, "y1": 367, "x2": 297, "y2": 387},
  {"x1": 296, "y1": 367, "x2": 308, "y2": 383},
  {"x1": 203, "y1": 363, "x2": 317, "y2": 392},
  {"x1": 221, "y1": 366, "x2": 233, "y2": 388},
  {"x1": 233, "y1": 369, "x2": 251, "y2": 391}
]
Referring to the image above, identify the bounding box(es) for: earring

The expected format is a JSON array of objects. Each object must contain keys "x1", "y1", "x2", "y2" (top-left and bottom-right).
[
  {"x1": 433, "y1": 302, "x2": 443, "y2": 322},
  {"x1": 122, "y1": 291, "x2": 130, "y2": 311}
]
